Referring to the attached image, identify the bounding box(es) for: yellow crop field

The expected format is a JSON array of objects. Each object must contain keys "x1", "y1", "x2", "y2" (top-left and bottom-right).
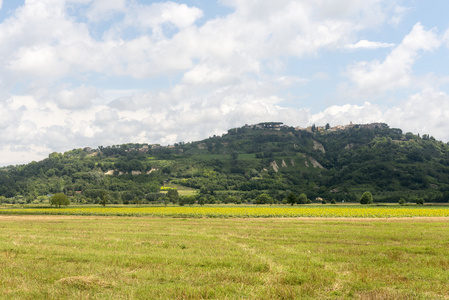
[{"x1": 2, "y1": 205, "x2": 449, "y2": 218}]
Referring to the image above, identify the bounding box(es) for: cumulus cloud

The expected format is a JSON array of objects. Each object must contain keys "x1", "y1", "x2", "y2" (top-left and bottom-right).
[
  {"x1": 55, "y1": 85, "x2": 99, "y2": 110},
  {"x1": 346, "y1": 23, "x2": 441, "y2": 95},
  {"x1": 125, "y1": 2, "x2": 203, "y2": 31},
  {"x1": 0, "y1": 0, "x2": 400, "y2": 87},
  {"x1": 346, "y1": 40, "x2": 395, "y2": 50},
  {"x1": 0, "y1": 0, "x2": 446, "y2": 166},
  {"x1": 85, "y1": 0, "x2": 126, "y2": 22},
  {"x1": 310, "y1": 102, "x2": 383, "y2": 126},
  {"x1": 309, "y1": 89, "x2": 449, "y2": 142},
  {"x1": 384, "y1": 89, "x2": 449, "y2": 139}
]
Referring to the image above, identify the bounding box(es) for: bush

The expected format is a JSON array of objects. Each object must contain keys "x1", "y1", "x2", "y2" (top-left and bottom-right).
[
  {"x1": 331, "y1": 199, "x2": 336, "y2": 204},
  {"x1": 360, "y1": 192, "x2": 373, "y2": 205},
  {"x1": 298, "y1": 193, "x2": 308, "y2": 205},
  {"x1": 416, "y1": 198, "x2": 424, "y2": 205},
  {"x1": 399, "y1": 198, "x2": 406, "y2": 205}
]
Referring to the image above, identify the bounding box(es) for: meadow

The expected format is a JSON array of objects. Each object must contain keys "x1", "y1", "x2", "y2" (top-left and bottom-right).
[{"x1": 1, "y1": 212, "x2": 449, "y2": 299}]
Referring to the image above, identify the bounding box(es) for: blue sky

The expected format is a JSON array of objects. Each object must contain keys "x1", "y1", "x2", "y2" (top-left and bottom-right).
[{"x1": 1, "y1": 0, "x2": 449, "y2": 166}]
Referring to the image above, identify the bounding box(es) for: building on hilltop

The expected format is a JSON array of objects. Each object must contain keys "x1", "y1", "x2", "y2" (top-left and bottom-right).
[
  {"x1": 296, "y1": 122, "x2": 389, "y2": 132},
  {"x1": 242, "y1": 122, "x2": 284, "y2": 130}
]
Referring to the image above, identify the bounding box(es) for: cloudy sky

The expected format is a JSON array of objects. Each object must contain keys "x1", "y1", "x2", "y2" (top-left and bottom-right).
[{"x1": 1, "y1": 0, "x2": 449, "y2": 166}]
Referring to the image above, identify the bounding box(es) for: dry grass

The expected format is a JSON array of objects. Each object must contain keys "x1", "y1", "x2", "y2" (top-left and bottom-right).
[
  {"x1": 57, "y1": 276, "x2": 113, "y2": 289},
  {"x1": 1, "y1": 215, "x2": 449, "y2": 299}
]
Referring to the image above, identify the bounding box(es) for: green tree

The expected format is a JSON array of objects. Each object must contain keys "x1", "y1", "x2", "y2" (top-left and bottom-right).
[
  {"x1": 132, "y1": 196, "x2": 141, "y2": 205},
  {"x1": 297, "y1": 193, "x2": 308, "y2": 204},
  {"x1": 360, "y1": 191, "x2": 373, "y2": 205},
  {"x1": 50, "y1": 193, "x2": 70, "y2": 208},
  {"x1": 230, "y1": 151, "x2": 239, "y2": 161},
  {"x1": 198, "y1": 197, "x2": 206, "y2": 206},
  {"x1": 178, "y1": 196, "x2": 186, "y2": 206},
  {"x1": 167, "y1": 188, "x2": 179, "y2": 203},
  {"x1": 255, "y1": 193, "x2": 272, "y2": 205},
  {"x1": 224, "y1": 196, "x2": 236, "y2": 204},
  {"x1": 99, "y1": 190, "x2": 109, "y2": 206},
  {"x1": 285, "y1": 192, "x2": 298, "y2": 206},
  {"x1": 399, "y1": 198, "x2": 406, "y2": 205}
]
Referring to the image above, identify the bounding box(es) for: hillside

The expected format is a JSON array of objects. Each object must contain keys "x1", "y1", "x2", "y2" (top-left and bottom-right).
[{"x1": 2, "y1": 122, "x2": 449, "y2": 204}]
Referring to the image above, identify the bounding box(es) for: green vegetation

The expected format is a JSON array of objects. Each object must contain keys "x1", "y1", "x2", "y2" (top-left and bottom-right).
[
  {"x1": 50, "y1": 193, "x2": 70, "y2": 207},
  {"x1": 2, "y1": 122, "x2": 449, "y2": 205},
  {"x1": 1, "y1": 215, "x2": 449, "y2": 299},
  {"x1": 360, "y1": 191, "x2": 374, "y2": 205}
]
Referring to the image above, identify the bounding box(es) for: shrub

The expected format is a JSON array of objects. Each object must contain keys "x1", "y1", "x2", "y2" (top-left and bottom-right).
[
  {"x1": 399, "y1": 198, "x2": 406, "y2": 205},
  {"x1": 298, "y1": 193, "x2": 308, "y2": 205},
  {"x1": 360, "y1": 192, "x2": 373, "y2": 205}
]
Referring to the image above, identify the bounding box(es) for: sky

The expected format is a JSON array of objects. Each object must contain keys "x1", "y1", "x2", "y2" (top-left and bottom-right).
[{"x1": 1, "y1": 0, "x2": 449, "y2": 166}]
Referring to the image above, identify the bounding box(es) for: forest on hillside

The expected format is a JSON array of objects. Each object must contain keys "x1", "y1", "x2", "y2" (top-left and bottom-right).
[{"x1": 2, "y1": 122, "x2": 449, "y2": 205}]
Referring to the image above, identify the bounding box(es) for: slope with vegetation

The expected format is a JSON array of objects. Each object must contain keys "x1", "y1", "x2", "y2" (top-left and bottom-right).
[{"x1": 1, "y1": 122, "x2": 449, "y2": 205}]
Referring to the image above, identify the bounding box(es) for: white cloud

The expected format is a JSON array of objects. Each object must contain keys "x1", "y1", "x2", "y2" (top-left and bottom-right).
[
  {"x1": 55, "y1": 85, "x2": 100, "y2": 110},
  {"x1": 182, "y1": 63, "x2": 240, "y2": 86},
  {"x1": 390, "y1": 4, "x2": 409, "y2": 25},
  {"x1": 8, "y1": 44, "x2": 70, "y2": 77},
  {"x1": 0, "y1": 0, "x2": 445, "y2": 167},
  {"x1": 108, "y1": 1, "x2": 203, "y2": 39},
  {"x1": 444, "y1": 27, "x2": 449, "y2": 47},
  {"x1": 346, "y1": 40, "x2": 395, "y2": 50},
  {"x1": 384, "y1": 89, "x2": 449, "y2": 139},
  {"x1": 0, "y1": 0, "x2": 402, "y2": 88},
  {"x1": 0, "y1": 145, "x2": 51, "y2": 166},
  {"x1": 86, "y1": 0, "x2": 126, "y2": 22},
  {"x1": 346, "y1": 23, "x2": 441, "y2": 95},
  {"x1": 309, "y1": 88, "x2": 449, "y2": 142},
  {"x1": 310, "y1": 102, "x2": 383, "y2": 126}
]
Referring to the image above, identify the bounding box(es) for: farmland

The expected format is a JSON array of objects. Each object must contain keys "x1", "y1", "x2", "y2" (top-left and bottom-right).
[
  {"x1": 2, "y1": 204, "x2": 449, "y2": 218},
  {"x1": 2, "y1": 211, "x2": 449, "y2": 299}
]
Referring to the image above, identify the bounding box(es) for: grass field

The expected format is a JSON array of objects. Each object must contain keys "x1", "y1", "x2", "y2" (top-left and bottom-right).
[{"x1": 1, "y1": 215, "x2": 449, "y2": 299}]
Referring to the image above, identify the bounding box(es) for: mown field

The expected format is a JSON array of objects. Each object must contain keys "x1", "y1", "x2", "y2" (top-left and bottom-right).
[{"x1": 1, "y1": 213, "x2": 449, "y2": 299}]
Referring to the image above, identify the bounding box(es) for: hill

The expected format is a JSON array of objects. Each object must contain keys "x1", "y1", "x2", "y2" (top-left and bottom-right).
[{"x1": 2, "y1": 122, "x2": 449, "y2": 204}]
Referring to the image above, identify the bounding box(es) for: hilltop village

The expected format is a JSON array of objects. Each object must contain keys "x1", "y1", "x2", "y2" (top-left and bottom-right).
[{"x1": 239, "y1": 121, "x2": 390, "y2": 132}]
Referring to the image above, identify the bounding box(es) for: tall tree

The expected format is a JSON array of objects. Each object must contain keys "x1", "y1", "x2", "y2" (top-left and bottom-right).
[{"x1": 286, "y1": 192, "x2": 298, "y2": 206}]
